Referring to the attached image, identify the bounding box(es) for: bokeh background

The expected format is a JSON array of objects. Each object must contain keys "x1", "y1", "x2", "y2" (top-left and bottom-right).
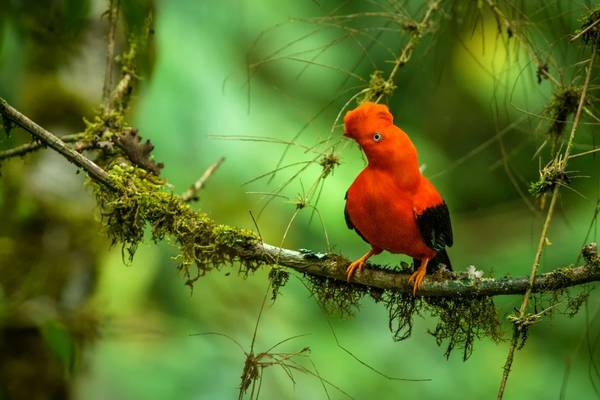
[{"x1": 1, "y1": 0, "x2": 600, "y2": 398}]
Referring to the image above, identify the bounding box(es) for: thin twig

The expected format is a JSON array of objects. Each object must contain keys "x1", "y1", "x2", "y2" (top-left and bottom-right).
[
  {"x1": 0, "y1": 98, "x2": 115, "y2": 190},
  {"x1": 374, "y1": 0, "x2": 442, "y2": 103},
  {"x1": 485, "y1": 0, "x2": 514, "y2": 37},
  {"x1": 0, "y1": 133, "x2": 85, "y2": 161},
  {"x1": 571, "y1": 18, "x2": 600, "y2": 43},
  {"x1": 326, "y1": 319, "x2": 430, "y2": 381},
  {"x1": 109, "y1": 42, "x2": 139, "y2": 112},
  {"x1": 181, "y1": 157, "x2": 226, "y2": 202},
  {"x1": 569, "y1": 147, "x2": 600, "y2": 160},
  {"x1": 103, "y1": 0, "x2": 120, "y2": 110},
  {"x1": 496, "y1": 47, "x2": 597, "y2": 400}
]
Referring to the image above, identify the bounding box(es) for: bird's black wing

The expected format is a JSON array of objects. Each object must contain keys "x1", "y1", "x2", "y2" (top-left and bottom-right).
[
  {"x1": 415, "y1": 202, "x2": 453, "y2": 272},
  {"x1": 344, "y1": 191, "x2": 369, "y2": 244},
  {"x1": 416, "y1": 201, "x2": 453, "y2": 252}
]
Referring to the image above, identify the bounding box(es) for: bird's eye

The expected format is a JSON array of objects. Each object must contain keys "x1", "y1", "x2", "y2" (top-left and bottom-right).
[{"x1": 373, "y1": 132, "x2": 383, "y2": 142}]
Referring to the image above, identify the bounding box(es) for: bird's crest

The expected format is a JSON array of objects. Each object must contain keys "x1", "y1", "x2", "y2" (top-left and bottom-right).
[{"x1": 343, "y1": 102, "x2": 393, "y2": 135}]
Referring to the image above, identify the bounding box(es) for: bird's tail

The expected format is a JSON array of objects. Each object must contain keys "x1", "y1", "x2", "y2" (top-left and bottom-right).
[{"x1": 413, "y1": 249, "x2": 452, "y2": 273}]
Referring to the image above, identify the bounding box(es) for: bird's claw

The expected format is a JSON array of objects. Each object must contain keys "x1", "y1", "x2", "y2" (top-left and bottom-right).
[
  {"x1": 408, "y1": 270, "x2": 425, "y2": 296},
  {"x1": 346, "y1": 259, "x2": 365, "y2": 281},
  {"x1": 408, "y1": 259, "x2": 429, "y2": 296}
]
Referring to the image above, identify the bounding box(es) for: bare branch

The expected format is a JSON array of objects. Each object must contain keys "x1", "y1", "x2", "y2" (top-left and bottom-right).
[{"x1": 181, "y1": 157, "x2": 225, "y2": 202}]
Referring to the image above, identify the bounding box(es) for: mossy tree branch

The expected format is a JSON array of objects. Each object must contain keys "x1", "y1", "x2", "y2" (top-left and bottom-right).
[
  {"x1": 1, "y1": 97, "x2": 599, "y2": 298},
  {"x1": 0, "y1": 98, "x2": 116, "y2": 190},
  {"x1": 257, "y1": 244, "x2": 600, "y2": 297}
]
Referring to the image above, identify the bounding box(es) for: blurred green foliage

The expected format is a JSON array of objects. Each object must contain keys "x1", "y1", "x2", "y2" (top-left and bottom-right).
[{"x1": 1, "y1": 0, "x2": 600, "y2": 399}]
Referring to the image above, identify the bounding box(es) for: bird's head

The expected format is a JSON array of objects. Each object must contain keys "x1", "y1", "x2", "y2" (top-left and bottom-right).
[
  {"x1": 343, "y1": 102, "x2": 393, "y2": 142},
  {"x1": 343, "y1": 102, "x2": 415, "y2": 167}
]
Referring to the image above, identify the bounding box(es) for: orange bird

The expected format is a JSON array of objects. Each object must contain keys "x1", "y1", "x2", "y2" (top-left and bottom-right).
[{"x1": 343, "y1": 102, "x2": 453, "y2": 295}]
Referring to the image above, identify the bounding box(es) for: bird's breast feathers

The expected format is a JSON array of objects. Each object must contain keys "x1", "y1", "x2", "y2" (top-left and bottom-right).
[{"x1": 345, "y1": 171, "x2": 437, "y2": 258}]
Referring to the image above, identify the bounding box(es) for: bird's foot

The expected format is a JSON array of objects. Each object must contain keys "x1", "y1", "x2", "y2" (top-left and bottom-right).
[
  {"x1": 408, "y1": 258, "x2": 430, "y2": 296},
  {"x1": 346, "y1": 258, "x2": 366, "y2": 281},
  {"x1": 346, "y1": 248, "x2": 377, "y2": 281}
]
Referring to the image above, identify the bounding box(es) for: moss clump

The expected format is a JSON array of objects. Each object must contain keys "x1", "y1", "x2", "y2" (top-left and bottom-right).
[
  {"x1": 565, "y1": 290, "x2": 590, "y2": 318},
  {"x1": 94, "y1": 164, "x2": 262, "y2": 288},
  {"x1": 582, "y1": 242, "x2": 599, "y2": 266},
  {"x1": 305, "y1": 274, "x2": 367, "y2": 317},
  {"x1": 384, "y1": 289, "x2": 501, "y2": 361},
  {"x1": 360, "y1": 70, "x2": 397, "y2": 103},
  {"x1": 82, "y1": 109, "x2": 125, "y2": 141},
  {"x1": 268, "y1": 268, "x2": 289, "y2": 301},
  {"x1": 301, "y1": 258, "x2": 503, "y2": 361},
  {"x1": 577, "y1": 6, "x2": 600, "y2": 48},
  {"x1": 426, "y1": 296, "x2": 502, "y2": 361},
  {"x1": 318, "y1": 153, "x2": 340, "y2": 179},
  {"x1": 385, "y1": 290, "x2": 419, "y2": 341},
  {"x1": 536, "y1": 62, "x2": 549, "y2": 84},
  {"x1": 528, "y1": 159, "x2": 569, "y2": 198},
  {"x1": 537, "y1": 265, "x2": 583, "y2": 293},
  {"x1": 545, "y1": 87, "x2": 580, "y2": 138}
]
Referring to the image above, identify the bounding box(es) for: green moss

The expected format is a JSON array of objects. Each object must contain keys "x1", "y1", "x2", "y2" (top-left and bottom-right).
[
  {"x1": 82, "y1": 109, "x2": 125, "y2": 140},
  {"x1": 540, "y1": 266, "x2": 577, "y2": 290},
  {"x1": 536, "y1": 62, "x2": 549, "y2": 84},
  {"x1": 565, "y1": 289, "x2": 590, "y2": 318},
  {"x1": 577, "y1": 6, "x2": 600, "y2": 48},
  {"x1": 112, "y1": 39, "x2": 139, "y2": 113},
  {"x1": 528, "y1": 160, "x2": 568, "y2": 198},
  {"x1": 384, "y1": 290, "x2": 419, "y2": 341},
  {"x1": 384, "y1": 291, "x2": 501, "y2": 361},
  {"x1": 305, "y1": 274, "x2": 367, "y2": 317},
  {"x1": 94, "y1": 164, "x2": 262, "y2": 288},
  {"x1": 118, "y1": 39, "x2": 138, "y2": 77},
  {"x1": 318, "y1": 153, "x2": 340, "y2": 179},
  {"x1": 360, "y1": 70, "x2": 397, "y2": 103},
  {"x1": 582, "y1": 242, "x2": 600, "y2": 266},
  {"x1": 427, "y1": 296, "x2": 502, "y2": 361},
  {"x1": 268, "y1": 268, "x2": 289, "y2": 301},
  {"x1": 545, "y1": 87, "x2": 580, "y2": 138}
]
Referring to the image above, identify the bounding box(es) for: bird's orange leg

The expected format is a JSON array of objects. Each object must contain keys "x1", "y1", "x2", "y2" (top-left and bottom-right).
[
  {"x1": 408, "y1": 257, "x2": 430, "y2": 296},
  {"x1": 346, "y1": 248, "x2": 377, "y2": 281}
]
